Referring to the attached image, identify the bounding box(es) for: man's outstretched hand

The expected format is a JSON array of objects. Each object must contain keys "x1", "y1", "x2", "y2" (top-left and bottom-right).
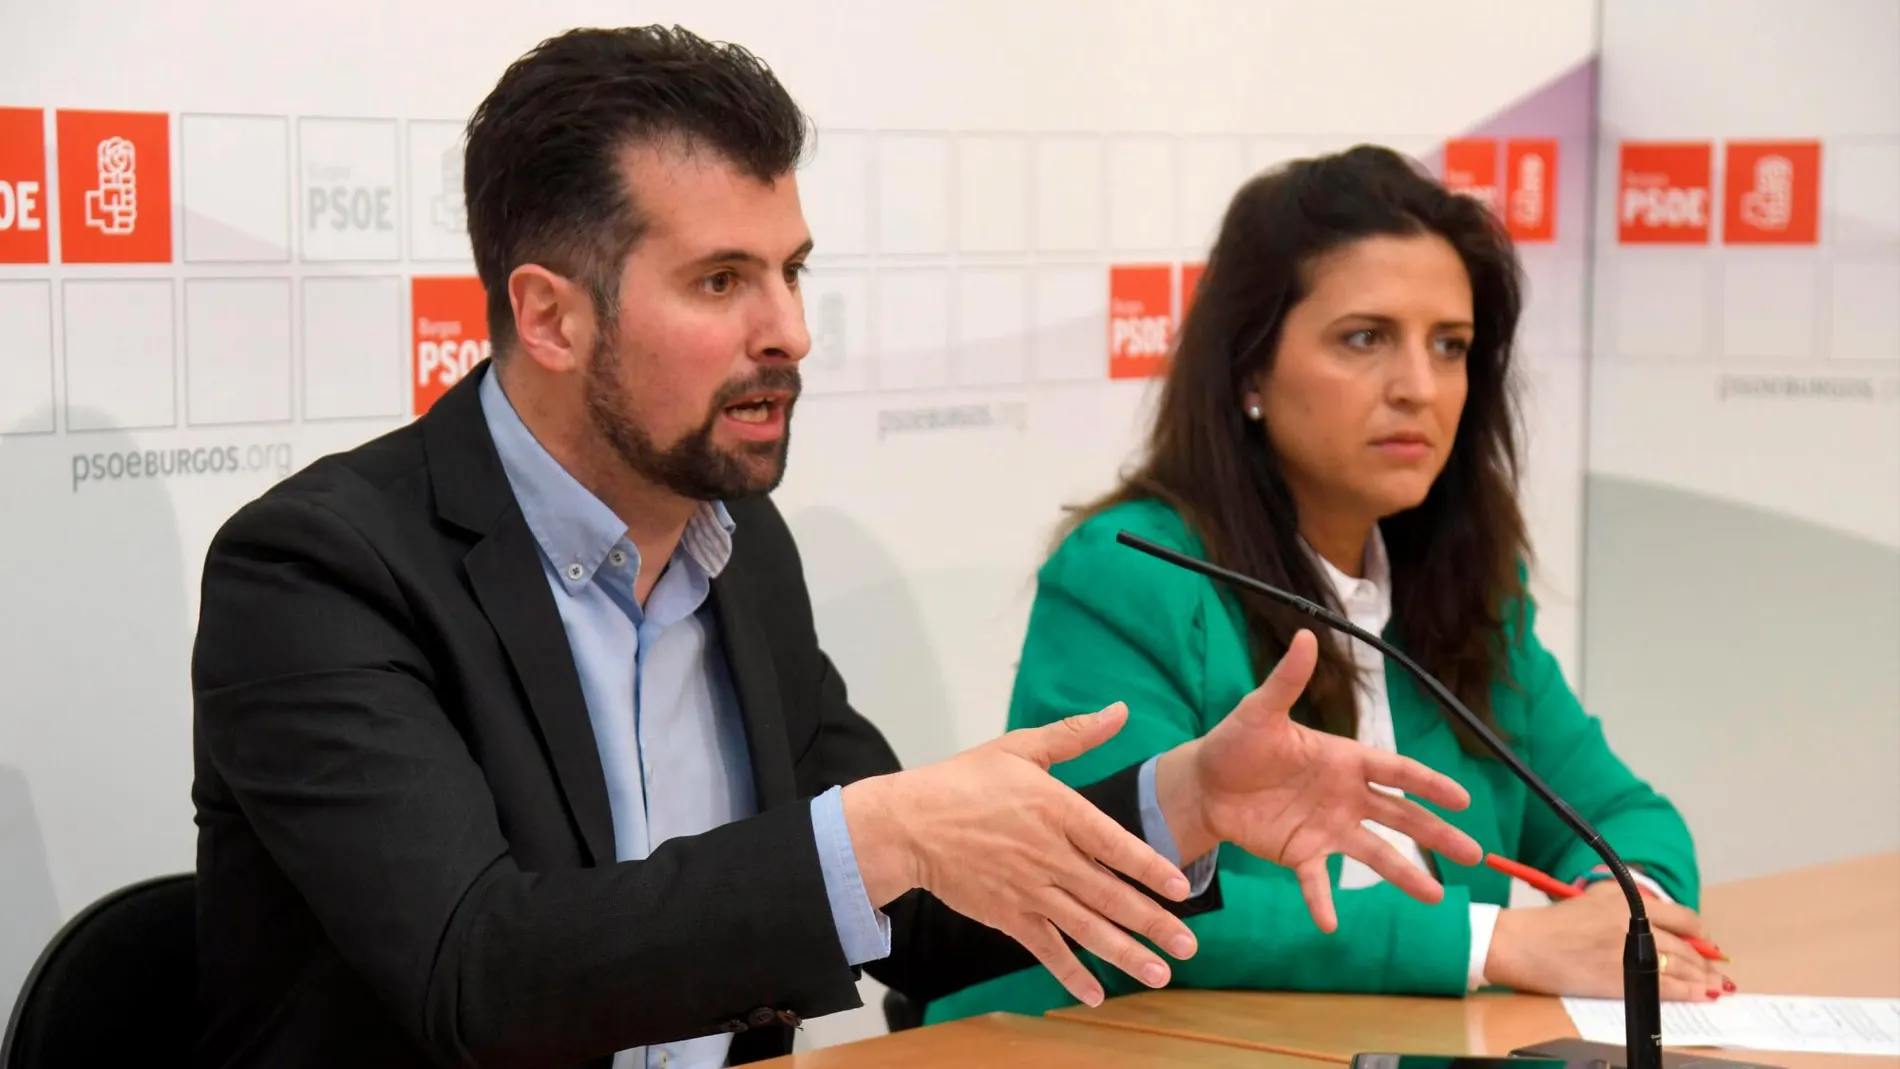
[
  {"x1": 1153, "y1": 629, "x2": 1485, "y2": 933},
  {"x1": 841, "y1": 704, "x2": 1199, "y2": 1007}
]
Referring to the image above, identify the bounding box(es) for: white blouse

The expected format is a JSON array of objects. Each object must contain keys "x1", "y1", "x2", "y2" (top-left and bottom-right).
[{"x1": 1305, "y1": 529, "x2": 1500, "y2": 988}]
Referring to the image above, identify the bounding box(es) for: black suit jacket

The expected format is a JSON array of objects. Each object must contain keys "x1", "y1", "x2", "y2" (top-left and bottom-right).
[{"x1": 188, "y1": 365, "x2": 1219, "y2": 1069}]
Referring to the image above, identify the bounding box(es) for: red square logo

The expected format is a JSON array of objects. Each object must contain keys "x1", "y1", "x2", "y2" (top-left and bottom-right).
[
  {"x1": 56, "y1": 109, "x2": 173, "y2": 263},
  {"x1": 1504, "y1": 139, "x2": 1558, "y2": 243},
  {"x1": 1723, "y1": 141, "x2": 1820, "y2": 245},
  {"x1": 1108, "y1": 264, "x2": 1173, "y2": 381},
  {"x1": 0, "y1": 108, "x2": 50, "y2": 264},
  {"x1": 1617, "y1": 142, "x2": 1713, "y2": 244},
  {"x1": 1442, "y1": 139, "x2": 1499, "y2": 215},
  {"x1": 1180, "y1": 262, "x2": 1206, "y2": 317},
  {"x1": 412, "y1": 276, "x2": 491, "y2": 415}
]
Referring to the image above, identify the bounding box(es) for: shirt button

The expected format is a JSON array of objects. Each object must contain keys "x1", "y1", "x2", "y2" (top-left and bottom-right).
[
  {"x1": 609, "y1": 549, "x2": 627, "y2": 567},
  {"x1": 658, "y1": 1051, "x2": 670, "y2": 1068},
  {"x1": 565, "y1": 563, "x2": 585, "y2": 581}
]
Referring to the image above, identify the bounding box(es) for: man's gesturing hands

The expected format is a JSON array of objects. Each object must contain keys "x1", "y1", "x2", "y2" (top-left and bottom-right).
[{"x1": 839, "y1": 628, "x2": 1484, "y2": 1007}]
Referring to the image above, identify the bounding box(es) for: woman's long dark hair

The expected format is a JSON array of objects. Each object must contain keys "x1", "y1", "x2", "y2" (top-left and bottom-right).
[{"x1": 1070, "y1": 144, "x2": 1530, "y2": 752}]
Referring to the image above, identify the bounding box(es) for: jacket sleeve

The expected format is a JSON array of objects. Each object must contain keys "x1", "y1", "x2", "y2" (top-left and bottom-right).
[
  {"x1": 933, "y1": 514, "x2": 1477, "y2": 1010},
  {"x1": 192, "y1": 491, "x2": 867, "y2": 1068},
  {"x1": 1511, "y1": 595, "x2": 1701, "y2": 906}
]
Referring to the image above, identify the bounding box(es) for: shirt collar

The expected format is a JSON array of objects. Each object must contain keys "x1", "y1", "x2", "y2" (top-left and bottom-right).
[
  {"x1": 1302, "y1": 524, "x2": 1391, "y2": 612},
  {"x1": 478, "y1": 366, "x2": 735, "y2": 592}
]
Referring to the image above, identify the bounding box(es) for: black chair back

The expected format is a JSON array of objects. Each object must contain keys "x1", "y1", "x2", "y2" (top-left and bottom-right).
[
  {"x1": 881, "y1": 987, "x2": 924, "y2": 1032},
  {"x1": 1, "y1": 873, "x2": 196, "y2": 1069}
]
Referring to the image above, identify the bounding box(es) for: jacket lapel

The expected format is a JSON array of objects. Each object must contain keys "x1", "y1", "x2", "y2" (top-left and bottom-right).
[
  {"x1": 465, "y1": 521, "x2": 617, "y2": 865},
  {"x1": 709, "y1": 572, "x2": 798, "y2": 811},
  {"x1": 423, "y1": 365, "x2": 617, "y2": 866}
]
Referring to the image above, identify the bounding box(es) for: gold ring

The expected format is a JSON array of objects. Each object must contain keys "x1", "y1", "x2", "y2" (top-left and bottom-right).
[{"x1": 1658, "y1": 952, "x2": 1669, "y2": 971}]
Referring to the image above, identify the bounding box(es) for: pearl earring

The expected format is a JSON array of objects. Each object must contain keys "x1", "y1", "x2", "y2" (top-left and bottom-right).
[{"x1": 1246, "y1": 403, "x2": 1262, "y2": 420}]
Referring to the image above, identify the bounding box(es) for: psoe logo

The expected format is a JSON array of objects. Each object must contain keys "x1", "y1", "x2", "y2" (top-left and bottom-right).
[
  {"x1": 1724, "y1": 141, "x2": 1819, "y2": 245},
  {"x1": 55, "y1": 109, "x2": 171, "y2": 263},
  {"x1": 416, "y1": 315, "x2": 491, "y2": 388},
  {"x1": 1511, "y1": 154, "x2": 1545, "y2": 227},
  {"x1": 1741, "y1": 155, "x2": 1794, "y2": 230},
  {"x1": 1505, "y1": 139, "x2": 1557, "y2": 243},
  {"x1": 1107, "y1": 264, "x2": 1174, "y2": 381},
  {"x1": 1617, "y1": 142, "x2": 1712, "y2": 245},
  {"x1": 410, "y1": 275, "x2": 490, "y2": 414},
  {"x1": 1441, "y1": 139, "x2": 1499, "y2": 216},
  {"x1": 429, "y1": 146, "x2": 466, "y2": 233},
  {"x1": 0, "y1": 106, "x2": 50, "y2": 264},
  {"x1": 85, "y1": 136, "x2": 138, "y2": 236}
]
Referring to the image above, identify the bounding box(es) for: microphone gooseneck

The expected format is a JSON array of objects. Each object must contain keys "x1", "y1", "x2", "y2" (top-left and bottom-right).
[{"x1": 1114, "y1": 530, "x2": 1664, "y2": 1069}]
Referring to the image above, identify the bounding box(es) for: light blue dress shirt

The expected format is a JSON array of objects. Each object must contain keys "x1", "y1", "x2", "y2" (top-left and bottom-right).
[{"x1": 479, "y1": 370, "x2": 1213, "y2": 1069}]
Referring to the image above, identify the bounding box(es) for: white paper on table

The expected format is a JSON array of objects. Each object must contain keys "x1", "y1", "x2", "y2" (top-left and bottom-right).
[{"x1": 1561, "y1": 994, "x2": 1900, "y2": 1055}]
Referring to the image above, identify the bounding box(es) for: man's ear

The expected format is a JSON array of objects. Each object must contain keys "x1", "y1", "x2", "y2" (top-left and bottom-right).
[{"x1": 508, "y1": 265, "x2": 594, "y2": 373}]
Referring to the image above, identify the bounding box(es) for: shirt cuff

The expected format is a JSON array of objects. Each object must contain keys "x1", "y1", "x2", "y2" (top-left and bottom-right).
[
  {"x1": 810, "y1": 786, "x2": 893, "y2": 966},
  {"x1": 1467, "y1": 902, "x2": 1502, "y2": 989},
  {"x1": 1629, "y1": 870, "x2": 1673, "y2": 902},
  {"x1": 1138, "y1": 755, "x2": 1219, "y2": 896}
]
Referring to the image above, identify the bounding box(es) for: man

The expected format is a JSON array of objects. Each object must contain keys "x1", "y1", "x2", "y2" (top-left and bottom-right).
[{"x1": 188, "y1": 24, "x2": 1483, "y2": 1069}]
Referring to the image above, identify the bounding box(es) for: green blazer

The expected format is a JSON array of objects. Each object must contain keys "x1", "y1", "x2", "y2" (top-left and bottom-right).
[{"x1": 924, "y1": 498, "x2": 1697, "y2": 1023}]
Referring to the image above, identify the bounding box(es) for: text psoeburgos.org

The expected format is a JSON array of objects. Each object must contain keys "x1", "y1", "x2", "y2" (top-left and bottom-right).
[{"x1": 71, "y1": 442, "x2": 294, "y2": 492}]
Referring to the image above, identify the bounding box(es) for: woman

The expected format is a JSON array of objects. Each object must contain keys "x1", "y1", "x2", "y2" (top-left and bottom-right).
[{"x1": 925, "y1": 145, "x2": 1728, "y2": 1023}]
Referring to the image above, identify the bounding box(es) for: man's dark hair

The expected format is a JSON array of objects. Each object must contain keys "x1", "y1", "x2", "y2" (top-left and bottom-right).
[{"x1": 463, "y1": 25, "x2": 811, "y2": 354}]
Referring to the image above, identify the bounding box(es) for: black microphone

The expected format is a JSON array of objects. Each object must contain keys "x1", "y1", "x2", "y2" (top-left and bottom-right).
[{"x1": 1115, "y1": 530, "x2": 1664, "y2": 1069}]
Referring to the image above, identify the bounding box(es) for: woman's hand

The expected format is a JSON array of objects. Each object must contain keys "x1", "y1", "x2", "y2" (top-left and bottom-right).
[{"x1": 1483, "y1": 880, "x2": 1734, "y2": 1001}]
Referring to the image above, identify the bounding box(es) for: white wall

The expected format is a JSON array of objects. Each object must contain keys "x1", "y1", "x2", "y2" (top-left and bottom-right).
[
  {"x1": 0, "y1": 0, "x2": 1601, "y2": 1045},
  {"x1": 1583, "y1": 0, "x2": 1900, "y2": 886}
]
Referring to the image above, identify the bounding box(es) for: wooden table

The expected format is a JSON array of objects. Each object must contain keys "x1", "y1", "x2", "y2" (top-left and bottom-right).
[
  {"x1": 1046, "y1": 851, "x2": 1900, "y2": 1069},
  {"x1": 749, "y1": 1011, "x2": 1318, "y2": 1067}
]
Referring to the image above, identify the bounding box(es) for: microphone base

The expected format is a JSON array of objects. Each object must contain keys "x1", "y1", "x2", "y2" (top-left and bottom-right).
[
  {"x1": 1512, "y1": 1038, "x2": 1789, "y2": 1069},
  {"x1": 1515, "y1": 919, "x2": 1787, "y2": 1069}
]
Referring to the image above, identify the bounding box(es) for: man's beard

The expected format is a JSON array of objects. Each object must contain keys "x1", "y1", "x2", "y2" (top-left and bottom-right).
[{"x1": 584, "y1": 338, "x2": 799, "y2": 503}]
